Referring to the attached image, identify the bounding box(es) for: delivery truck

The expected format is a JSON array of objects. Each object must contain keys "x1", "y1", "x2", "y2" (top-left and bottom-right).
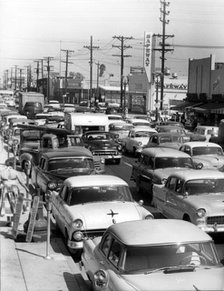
[{"x1": 17, "y1": 92, "x2": 45, "y2": 116}]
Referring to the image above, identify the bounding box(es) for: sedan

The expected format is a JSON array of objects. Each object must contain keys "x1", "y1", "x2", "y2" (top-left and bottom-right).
[
  {"x1": 153, "y1": 169, "x2": 224, "y2": 233},
  {"x1": 179, "y1": 141, "x2": 224, "y2": 169},
  {"x1": 81, "y1": 219, "x2": 224, "y2": 291},
  {"x1": 50, "y1": 175, "x2": 153, "y2": 258}
]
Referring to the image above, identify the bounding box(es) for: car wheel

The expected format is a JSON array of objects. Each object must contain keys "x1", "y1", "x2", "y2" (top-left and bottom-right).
[
  {"x1": 183, "y1": 214, "x2": 191, "y2": 222},
  {"x1": 122, "y1": 144, "x2": 127, "y2": 154},
  {"x1": 146, "y1": 183, "x2": 153, "y2": 204}
]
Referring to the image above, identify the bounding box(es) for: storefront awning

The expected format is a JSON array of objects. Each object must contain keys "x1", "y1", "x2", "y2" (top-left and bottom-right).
[
  {"x1": 170, "y1": 101, "x2": 202, "y2": 111},
  {"x1": 193, "y1": 102, "x2": 224, "y2": 113}
]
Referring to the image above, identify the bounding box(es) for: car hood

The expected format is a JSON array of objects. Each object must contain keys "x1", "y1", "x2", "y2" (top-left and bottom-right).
[
  {"x1": 122, "y1": 267, "x2": 224, "y2": 291},
  {"x1": 186, "y1": 193, "x2": 224, "y2": 211},
  {"x1": 193, "y1": 155, "x2": 224, "y2": 168},
  {"x1": 153, "y1": 168, "x2": 192, "y2": 180},
  {"x1": 158, "y1": 142, "x2": 182, "y2": 149},
  {"x1": 68, "y1": 202, "x2": 145, "y2": 228}
]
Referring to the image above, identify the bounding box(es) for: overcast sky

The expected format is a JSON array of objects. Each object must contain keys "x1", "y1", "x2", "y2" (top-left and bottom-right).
[{"x1": 1, "y1": 0, "x2": 224, "y2": 83}]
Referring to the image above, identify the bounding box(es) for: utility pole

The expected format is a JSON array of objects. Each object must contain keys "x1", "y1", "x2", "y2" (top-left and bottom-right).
[
  {"x1": 61, "y1": 50, "x2": 73, "y2": 105},
  {"x1": 44, "y1": 57, "x2": 54, "y2": 103},
  {"x1": 34, "y1": 60, "x2": 40, "y2": 92},
  {"x1": 84, "y1": 36, "x2": 99, "y2": 105},
  {"x1": 19, "y1": 68, "x2": 23, "y2": 91},
  {"x1": 25, "y1": 65, "x2": 31, "y2": 92},
  {"x1": 14, "y1": 65, "x2": 17, "y2": 91},
  {"x1": 112, "y1": 36, "x2": 132, "y2": 112},
  {"x1": 154, "y1": 0, "x2": 174, "y2": 111}
]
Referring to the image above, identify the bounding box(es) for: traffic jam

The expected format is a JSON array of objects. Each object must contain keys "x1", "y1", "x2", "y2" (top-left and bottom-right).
[{"x1": 0, "y1": 88, "x2": 224, "y2": 290}]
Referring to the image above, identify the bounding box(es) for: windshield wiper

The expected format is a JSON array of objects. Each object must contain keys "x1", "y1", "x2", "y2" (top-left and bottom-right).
[{"x1": 145, "y1": 265, "x2": 195, "y2": 274}]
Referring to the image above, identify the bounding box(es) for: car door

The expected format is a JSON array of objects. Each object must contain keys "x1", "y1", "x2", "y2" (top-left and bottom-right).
[
  {"x1": 126, "y1": 130, "x2": 135, "y2": 152},
  {"x1": 165, "y1": 177, "x2": 185, "y2": 219}
]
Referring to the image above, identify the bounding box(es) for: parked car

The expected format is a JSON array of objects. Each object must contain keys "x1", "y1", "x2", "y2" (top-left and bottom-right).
[
  {"x1": 82, "y1": 131, "x2": 122, "y2": 164},
  {"x1": 153, "y1": 169, "x2": 224, "y2": 234},
  {"x1": 50, "y1": 175, "x2": 153, "y2": 258},
  {"x1": 121, "y1": 126, "x2": 157, "y2": 156},
  {"x1": 81, "y1": 219, "x2": 224, "y2": 291},
  {"x1": 126, "y1": 118, "x2": 151, "y2": 127},
  {"x1": 179, "y1": 141, "x2": 224, "y2": 169},
  {"x1": 131, "y1": 147, "x2": 201, "y2": 203}
]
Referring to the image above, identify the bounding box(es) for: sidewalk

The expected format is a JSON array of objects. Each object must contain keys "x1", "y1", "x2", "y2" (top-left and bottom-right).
[{"x1": 0, "y1": 139, "x2": 90, "y2": 291}]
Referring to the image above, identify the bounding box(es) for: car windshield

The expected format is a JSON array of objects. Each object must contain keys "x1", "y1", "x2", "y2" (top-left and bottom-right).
[
  {"x1": 155, "y1": 157, "x2": 194, "y2": 169},
  {"x1": 48, "y1": 158, "x2": 94, "y2": 171},
  {"x1": 185, "y1": 178, "x2": 224, "y2": 194},
  {"x1": 192, "y1": 146, "x2": 223, "y2": 156},
  {"x1": 132, "y1": 122, "x2": 150, "y2": 127},
  {"x1": 135, "y1": 131, "x2": 153, "y2": 137},
  {"x1": 69, "y1": 185, "x2": 133, "y2": 205},
  {"x1": 86, "y1": 133, "x2": 112, "y2": 140},
  {"x1": 123, "y1": 242, "x2": 219, "y2": 273}
]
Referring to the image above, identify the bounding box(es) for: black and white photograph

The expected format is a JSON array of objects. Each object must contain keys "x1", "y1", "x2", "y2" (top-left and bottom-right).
[{"x1": 1, "y1": 0, "x2": 224, "y2": 290}]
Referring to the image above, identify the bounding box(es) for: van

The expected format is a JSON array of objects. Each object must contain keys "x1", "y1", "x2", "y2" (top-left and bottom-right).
[
  {"x1": 23, "y1": 102, "x2": 43, "y2": 119},
  {"x1": 64, "y1": 112, "x2": 109, "y2": 136}
]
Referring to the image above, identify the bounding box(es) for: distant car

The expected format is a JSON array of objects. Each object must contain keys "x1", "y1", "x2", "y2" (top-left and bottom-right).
[
  {"x1": 109, "y1": 121, "x2": 134, "y2": 140},
  {"x1": 193, "y1": 125, "x2": 219, "y2": 142},
  {"x1": 81, "y1": 219, "x2": 224, "y2": 291},
  {"x1": 82, "y1": 131, "x2": 122, "y2": 164},
  {"x1": 136, "y1": 132, "x2": 190, "y2": 154},
  {"x1": 153, "y1": 169, "x2": 224, "y2": 233},
  {"x1": 179, "y1": 141, "x2": 224, "y2": 169},
  {"x1": 156, "y1": 125, "x2": 186, "y2": 134},
  {"x1": 121, "y1": 126, "x2": 157, "y2": 156},
  {"x1": 131, "y1": 147, "x2": 200, "y2": 203},
  {"x1": 50, "y1": 175, "x2": 153, "y2": 258},
  {"x1": 126, "y1": 118, "x2": 151, "y2": 127}
]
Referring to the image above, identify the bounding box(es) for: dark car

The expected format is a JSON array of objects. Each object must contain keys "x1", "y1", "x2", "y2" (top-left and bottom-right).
[
  {"x1": 23, "y1": 102, "x2": 43, "y2": 119},
  {"x1": 82, "y1": 131, "x2": 122, "y2": 164}
]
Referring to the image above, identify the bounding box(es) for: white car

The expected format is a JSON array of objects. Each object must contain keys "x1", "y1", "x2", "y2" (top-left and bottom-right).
[
  {"x1": 50, "y1": 175, "x2": 153, "y2": 258},
  {"x1": 81, "y1": 219, "x2": 224, "y2": 291},
  {"x1": 126, "y1": 118, "x2": 151, "y2": 127},
  {"x1": 179, "y1": 141, "x2": 224, "y2": 169},
  {"x1": 153, "y1": 169, "x2": 224, "y2": 233},
  {"x1": 121, "y1": 126, "x2": 157, "y2": 155}
]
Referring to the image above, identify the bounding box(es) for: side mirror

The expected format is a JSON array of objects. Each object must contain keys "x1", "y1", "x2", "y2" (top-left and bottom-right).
[{"x1": 138, "y1": 200, "x2": 144, "y2": 206}]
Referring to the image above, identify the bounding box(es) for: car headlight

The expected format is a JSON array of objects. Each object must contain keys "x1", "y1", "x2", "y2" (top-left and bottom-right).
[
  {"x1": 47, "y1": 181, "x2": 58, "y2": 191},
  {"x1": 72, "y1": 230, "x2": 83, "y2": 241},
  {"x1": 94, "y1": 269, "x2": 108, "y2": 289},
  {"x1": 73, "y1": 219, "x2": 83, "y2": 228},
  {"x1": 117, "y1": 144, "x2": 122, "y2": 151},
  {"x1": 137, "y1": 141, "x2": 142, "y2": 146},
  {"x1": 197, "y1": 208, "x2": 206, "y2": 218}
]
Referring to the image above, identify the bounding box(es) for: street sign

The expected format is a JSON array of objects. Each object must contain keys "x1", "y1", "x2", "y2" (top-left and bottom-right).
[
  {"x1": 25, "y1": 196, "x2": 39, "y2": 242},
  {"x1": 12, "y1": 194, "x2": 24, "y2": 239}
]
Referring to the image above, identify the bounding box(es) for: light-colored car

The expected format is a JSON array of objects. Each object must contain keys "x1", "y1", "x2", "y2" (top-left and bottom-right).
[
  {"x1": 179, "y1": 141, "x2": 224, "y2": 169},
  {"x1": 50, "y1": 175, "x2": 153, "y2": 258},
  {"x1": 153, "y1": 169, "x2": 224, "y2": 233},
  {"x1": 121, "y1": 126, "x2": 157, "y2": 156},
  {"x1": 194, "y1": 125, "x2": 219, "y2": 141},
  {"x1": 126, "y1": 118, "x2": 151, "y2": 127},
  {"x1": 109, "y1": 121, "x2": 134, "y2": 140},
  {"x1": 81, "y1": 219, "x2": 224, "y2": 291},
  {"x1": 131, "y1": 147, "x2": 200, "y2": 203}
]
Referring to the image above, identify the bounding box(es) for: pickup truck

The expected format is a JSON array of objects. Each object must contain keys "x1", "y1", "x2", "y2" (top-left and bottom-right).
[
  {"x1": 18, "y1": 124, "x2": 86, "y2": 171},
  {"x1": 31, "y1": 147, "x2": 105, "y2": 198}
]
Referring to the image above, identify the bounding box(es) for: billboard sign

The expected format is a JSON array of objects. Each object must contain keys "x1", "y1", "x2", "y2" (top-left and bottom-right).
[{"x1": 144, "y1": 32, "x2": 153, "y2": 83}]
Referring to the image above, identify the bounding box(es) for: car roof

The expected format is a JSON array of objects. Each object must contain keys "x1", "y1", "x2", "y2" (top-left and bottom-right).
[
  {"x1": 166, "y1": 168, "x2": 224, "y2": 180},
  {"x1": 131, "y1": 127, "x2": 156, "y2": 132},
  {"x1": 42, "y1": 146, "x2": 93, "y2": 158},
  {"x1": 142, "y1": 147, "x2": 190, "y2": 157},
  {"x1": 108, "y1": 219, "x2": 212, "y2": 246},
  {"x1": 183, "y1": 142, "x2": 222, "y2": 148},
  {"x1": 65, "y1": 175, "x2": 128, "y2": 187}
]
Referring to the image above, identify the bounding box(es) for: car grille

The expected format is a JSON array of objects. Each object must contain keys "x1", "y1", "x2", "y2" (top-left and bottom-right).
[
  {"x1": 207, "y1": 216, "x2": 224, "y2": 225},
  {"x1": 82, "y1": 229, "x2": 106, "y2": 238},
  {"x1": 93, "y1": 150, "x2": 118, "y2": 156}
]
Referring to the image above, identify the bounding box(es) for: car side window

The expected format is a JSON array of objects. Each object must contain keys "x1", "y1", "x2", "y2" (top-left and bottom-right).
[
  {"x1": 168, "y1": 177, "x2": 177, "y2": 190},
  {"x1": 59, "y1": 185, "x2": 69, "y2": 202},
  {"x1": 108, "y1": 239, "x2": 123, "y2": 268},
  {"x1": 101, "y1": 234, "x2": 112, "y2": 257},
  {"x1": 175, "y1": 179, "x2": 184, "y2": 194}
]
